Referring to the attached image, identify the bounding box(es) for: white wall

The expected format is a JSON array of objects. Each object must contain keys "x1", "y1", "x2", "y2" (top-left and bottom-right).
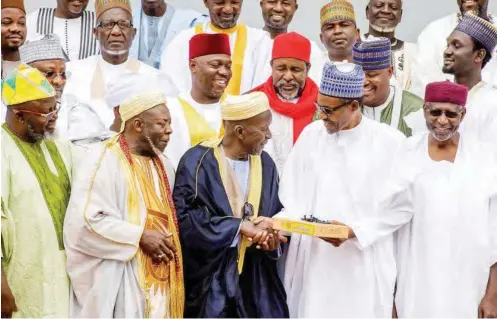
[{"x1": 25, "y1": 0, "x2": 497, "y2": 45}]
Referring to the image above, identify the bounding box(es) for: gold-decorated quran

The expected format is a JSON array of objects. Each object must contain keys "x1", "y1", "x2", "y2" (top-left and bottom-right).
[{"x1": 272, "y1": 215, "x2": 349, "y2": 239}]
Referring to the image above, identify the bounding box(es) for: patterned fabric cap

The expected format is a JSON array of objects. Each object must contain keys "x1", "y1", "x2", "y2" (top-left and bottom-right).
[
  {"x1": 455, "y1": 12, "x2": 497, "y2": 53},
  {"x1": 221, "y1": 92, "x2": 270, "y2": 121},
  {"x1": 1, "y1": 0, "x2": 25, "y2": 12},
  {"x1": 320, "y1": 61, "x2": 365, "y2": 99},
  {"x1": 20, "y1": 34, "x2": 67, "y2": 64},
  {"x1": 353, "y1": 36, "x2": 391, "y2": 70},
  {"x1": 95, "y1": 0, "x2": 132, "y2": 19},
  {"x1": 119, "y1": 92, "x2": 166, "y2": 132},
  {"x1": 2, "y1": 64, "x2": 55, "y2": 106},
  {"x1": 425, "y1": 81, "x2": 468, "y2": 107},
  {"x1": 320, "y1": 0, "x2": 356, "y2": 27}
]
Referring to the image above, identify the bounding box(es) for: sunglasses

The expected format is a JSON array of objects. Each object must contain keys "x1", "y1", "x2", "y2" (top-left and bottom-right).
[
  {"x1": 427, "y1": 108, "x2": 464, "y2": 119},
  {"x1": 315, "y1": 101, "x2": 351, "y2": 116},
  {"x1": 14, "y1": 105, "x2": 60, "y2": 121}
]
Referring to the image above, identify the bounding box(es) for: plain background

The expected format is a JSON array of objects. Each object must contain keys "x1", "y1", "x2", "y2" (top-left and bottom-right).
[{"x1": 25, "y1": 0, "x2": 497, "y2": 46}]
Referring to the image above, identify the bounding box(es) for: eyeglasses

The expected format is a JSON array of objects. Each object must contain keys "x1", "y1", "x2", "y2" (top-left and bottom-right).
[
  {"x1": 315, "y1": 101, "x2": 351, "y2": 116},
  {"x1": 39, "y1": 70, "x2": 68, "y2": 81},
  {"x1": 97, "y1": 20, "x2": 133, "y2": 30},
  {"x1": 14, "y1": 105, "x2": 60, "y2": 121},
  {"x1": 427, "y1": 108, "x2": 464, "y2": 119}
]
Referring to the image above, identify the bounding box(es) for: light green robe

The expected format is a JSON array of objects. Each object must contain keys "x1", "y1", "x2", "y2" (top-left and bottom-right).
[
  {"x1": 1, "y1": 125, "x2": 73, "y2": 318},
  {"x1": 376, "y1": 90, "x2": 424, "y2": 137}
]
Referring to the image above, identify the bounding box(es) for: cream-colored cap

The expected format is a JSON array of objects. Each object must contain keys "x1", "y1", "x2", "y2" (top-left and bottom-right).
[
  {"x1": 221, "y1": 92, "x2": 270, "y2": 121},
  {"x1": 119, "y1": 92, "x2": 166, "y2": 132}
]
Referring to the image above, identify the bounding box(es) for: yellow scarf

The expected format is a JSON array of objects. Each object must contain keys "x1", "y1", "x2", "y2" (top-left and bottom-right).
[{"x1": 194, "y1": 23, "x2": 248, "y2": 96}]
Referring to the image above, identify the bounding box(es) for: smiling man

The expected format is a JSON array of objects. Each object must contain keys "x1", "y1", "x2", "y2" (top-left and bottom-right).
[
  {"x1": 260, "y1": 0, "x2": 297, "y2": 39},
  {"x1": 412, "y1": 0, "x2": 497, "y2": 97},
  {"x1": 27, "y1": 0, "x2": 98, "y2": 61},
  {"x1": 363, "y1": 0, "x2": 416, "y2": 91},
  {"x1": 309, "y1": 0, "x2": 360, "y2": 85},
  {"x1": 166, "y1": 33, "x2": 232, "y2": 168},
  {"x1": 63, "y1": 0, "x2": 167, "y2": 144},
  {"x1": 353, "y1": 36, "x2": 423, "y2": 136},
  {"x1": 1, "y1": 0, "x2": 26, "y2": 79},
  {"x1": 277, "y1": 61, "x2": 404, "y2": 317},
  {"x1": 160, "y1": 0, "x2": 273, "y2": 96}
]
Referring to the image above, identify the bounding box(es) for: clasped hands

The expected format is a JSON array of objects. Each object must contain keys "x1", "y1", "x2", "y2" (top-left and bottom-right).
[
  {"x1": 139, "y1": 229, "x2": 177, "y2": 264},
  {"x1": 240, "y1": 217, "x2": 288, "y2": 251}
]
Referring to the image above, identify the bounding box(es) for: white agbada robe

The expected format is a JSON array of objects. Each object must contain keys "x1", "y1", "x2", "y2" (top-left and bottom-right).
[
  {"x1": 63, "y1": 55, "x2": 169, "y2": 145},
  {"x1": 351, "y1": 133, "x2": 497, "y2": 317},
  {"x1": 411, "y1": 13, "x2": 497, "y2": 98},
  {"x1": 64, "y1": 143, "x2": 176, "y2": 318},
  {"x1": 159, "y1": 21, "x2": 273, "y2": 96},
  {"x1": 277, "y1": 117, "x2": 405, "y2": 318},
  {"x1": 166, "y1": 92, "x2": 222, "y2": 168}
]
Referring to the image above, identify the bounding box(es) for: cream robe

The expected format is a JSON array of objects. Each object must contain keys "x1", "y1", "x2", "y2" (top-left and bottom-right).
[
  {"x1": 277, "y1": 118, "x2": 405, "y2": 318},
  {"x1": 352, "y1": 133, "x2": 497, "y2": 317},
  {"x1": 159, "y1": 21, "x2": 273, "y2": 95},
  {"x1": 411, "y1": 13, "x2": 497, "y2": 98},
  {"x1": 64, "y1": 55, "x2": 170, "y2": 145},
  {"x1": 64, "y1": 143, "x2": 175, "y2": 318},
  {"x1": 166, "y1": 93, "x2": 222, "y2": 168}
]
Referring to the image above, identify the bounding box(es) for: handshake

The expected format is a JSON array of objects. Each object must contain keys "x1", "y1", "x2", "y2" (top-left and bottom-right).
[{"x1": 240, "y1": 217, "x2": 288, "y2": 252}]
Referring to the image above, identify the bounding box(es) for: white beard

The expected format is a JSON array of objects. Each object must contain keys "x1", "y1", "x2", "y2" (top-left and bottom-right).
[
  {"x1": 102, "y1": 48, "x2": 129, "y2": 56},
  {"x1": 369, "y1": 23, "x2": 397, "y2": 34}
]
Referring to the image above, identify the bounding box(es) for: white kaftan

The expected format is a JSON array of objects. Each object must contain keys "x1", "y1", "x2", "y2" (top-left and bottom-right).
[
  {"x1": 411, "y1": 13, "x2": 497, "y2": 98},
  {"x1": 64, "y1": 143, "x2": 176, "y2": 318},
  {"x1": 278, "y1": 117, "x2": 405, "y2": 318},
  {"x1": 352, "y1": 133, "x2": 497, "y2": 317},
  {"x1": 159, "y1": 21, "x2": 273, "y2": 96}
]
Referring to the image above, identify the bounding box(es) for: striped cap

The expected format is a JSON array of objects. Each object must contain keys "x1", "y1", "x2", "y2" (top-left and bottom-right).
[
  {"x1": 320, "y1": 61, "x2": 364, "y2": 99},
  {"x1": 455, "y1": 12, "x2": 497, "y2": 53},
  {"x1": 320, "y1": 0, "x2": 356, "y2": 27},
  {"x1": 353, "y1": 36, "x2": 391, "y2": 70},
  {"x1": 95, "y1": 0, "x2": 132, "y2": 19}
]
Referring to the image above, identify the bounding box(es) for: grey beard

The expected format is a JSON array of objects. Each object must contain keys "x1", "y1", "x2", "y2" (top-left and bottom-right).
[
  {"x1": 369, "y1": 23, "x2": 396, "y2": 34},
  {"x1": 27, "y1": 123, "x2": 45, "y2": 141},
  {"x1": 144, "y1": 130, "x2": 168, "y2": 162},
  {"x1": 102, "y1": 48, "x2": 129, "y2": 56}
]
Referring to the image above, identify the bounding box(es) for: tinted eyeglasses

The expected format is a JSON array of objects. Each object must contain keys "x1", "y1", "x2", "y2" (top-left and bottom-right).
[
  {"x1": 97, "y1": 20, "x2": 133, "y2": 30},
  {"x1": 39, "y1": 70, "x2": 69, "y2": 81},
  {"x1": 14, "y1": 104, "x2": 60, "y2": 121},
  {"x1": 427, "y1": 108, "x2": 464, "y2": 119},
  {"x1": 315, "y1": 101, "x2": 351, "y2": 116}
]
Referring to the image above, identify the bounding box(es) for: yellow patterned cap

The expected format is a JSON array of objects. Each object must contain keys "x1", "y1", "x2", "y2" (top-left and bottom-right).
[
  {"x1": 1, "y1": 64, "x2": 55, "y2": 106},
  {"x1": 95, "y1": 0, "x2": 132, "y2": 19},
  {"x1": 221, "y1": 92, "x2": 270, "y2": 121},
  {"x1": 119, "y1": 92, "x2": 166, "y2": 132},
  {"x1": 320, "y1": 0, "x2": 356, "y2": 27}
]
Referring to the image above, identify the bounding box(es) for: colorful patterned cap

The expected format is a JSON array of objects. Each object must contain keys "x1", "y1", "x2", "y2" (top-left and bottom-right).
[
  {"x1": 455, "y1": 12, "x2": 497, "y2": 53},
  {"x1": 221, "y1": 92, "x2": 270, "y2": 121},
  {"x1": 95, "y1": 0, "x2": 132, "y2": 19},
  {"x1": 20, "y1": 34, "x2": 67, "y2": 64},
  {"x1": 353, "y1": 36, "x2": 391, "y2": 70},
  {"x1": 2, "y1": 64, "x2": 55, "y2": 106},
  {"x1": 320, "y1": 0, "x2": 356, "y2": 27},
  {"x1": 1, "y1": 0, "x2": 25, "y2": 12},
  {"x1": 119, "y1": 92, "x2": 166, "y2": 132},
  {"x1": 320, "y1": 61, "x2": 365, "y2": 99}
]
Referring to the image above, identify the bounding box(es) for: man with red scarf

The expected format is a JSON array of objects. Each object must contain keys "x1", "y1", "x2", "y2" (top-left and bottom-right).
[{"x1": 251, "y1": 32, "x2": 318, "y2": 173}]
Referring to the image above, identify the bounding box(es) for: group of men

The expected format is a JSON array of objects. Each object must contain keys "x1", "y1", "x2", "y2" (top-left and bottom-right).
[{"x1": 1, "y1": 0, "x2": 497, "y2": 318}]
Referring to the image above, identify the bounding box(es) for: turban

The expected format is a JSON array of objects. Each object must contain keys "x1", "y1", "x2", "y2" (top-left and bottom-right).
[
  {"x1": 272, "y1": 32, "x2": 311, "y2": 63},
  {"x1": 2, "y1": 64, "x2": 55, "y2": 106},
  {"x1": 320, "y1": 61, "x2": 364, "y2": 99},
  {"x1": 20, "y1": 34, "x2": 67, "y2": 64},
  {"x1": 455, "y1": 12, "x2": 497, "y2": 53},
  {"x1": 95, "y1": 0, "x2": 132, "y2": 19},
  {"x1": 353, "y1": 36, "x2": 391, "y2": 70},
  {"x1": 320, "y1": 0, "x2": 356, "y2": 27},
  {"x1": 425, "y1": 81, "x2": 468, "y2": 107},
  {"x1": 189, "y1": 33, "x2": 231, "y2": 60},
  {"x1": 119, "y1": 92, "x2": 166, "y2": 132},
  {"x1": 1, "y1": 0, "x2": 25, "y2": 12},
  {"x1": 221, "y1": 92, "x2": 270, "y2": 121},
  {"x1": 105, "y1": 71, "x2": 162, "y2": 108}
]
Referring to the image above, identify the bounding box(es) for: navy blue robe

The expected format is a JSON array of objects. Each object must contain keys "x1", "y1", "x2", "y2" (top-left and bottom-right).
[{"x1": 173, "y1": 145, "x2": 289, "y2": 318}]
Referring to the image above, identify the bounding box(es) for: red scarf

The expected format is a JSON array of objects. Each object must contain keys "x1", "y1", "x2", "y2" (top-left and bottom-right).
[{"x1": 250, "y1": 76, "x2": 318, "y2": 143}]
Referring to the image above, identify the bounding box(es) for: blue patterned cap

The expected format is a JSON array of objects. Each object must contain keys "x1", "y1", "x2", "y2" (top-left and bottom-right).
[
  {"x1": 455, "y1": 12, "x2": 497, "y2": 53},
  {"x1": 320, "y1": 61, "x2": 365, "y2": 99},
  {"x1": 353, "y1": 36, "x2": 391, "y2": 70}
]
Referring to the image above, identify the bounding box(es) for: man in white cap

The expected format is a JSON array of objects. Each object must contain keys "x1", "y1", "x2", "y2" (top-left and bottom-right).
[
  {"x1": 173, "y1": 92, "x2": 289, "y2": 318},
  {"x1": 277, "y1": 61, "x2": 404, "y2": 318},
  {"x1": 64, "y1": 92, "x2": 183, "y2": 318}
]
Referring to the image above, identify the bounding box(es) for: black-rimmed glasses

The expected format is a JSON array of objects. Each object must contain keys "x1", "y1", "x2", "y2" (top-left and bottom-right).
[{"x1": 97, "y1": 20, "x2": 133, "y2": 30}]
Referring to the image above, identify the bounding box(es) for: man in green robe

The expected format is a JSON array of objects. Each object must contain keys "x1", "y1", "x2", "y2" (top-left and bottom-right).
[
  {"x1": 1, "y1": 64, "x2": 73, "y2": 318},
  {"x1": 353, "y1": 36, "x2": 424, "y2": 136}
]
